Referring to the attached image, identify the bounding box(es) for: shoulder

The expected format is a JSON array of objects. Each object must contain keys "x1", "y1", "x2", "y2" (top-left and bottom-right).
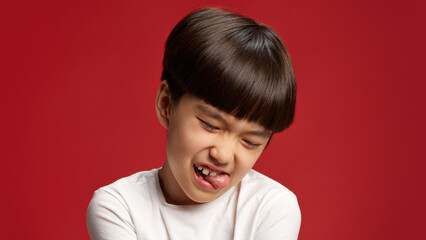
[
  {"x1": 242, "y1": 169, "x2": 298, "y2": 201},
  {"x1": 86, "y1": 169, "x2": 159, "y2": 240},
  {"x1": 239, "y1": 170, "x2": 301, "y2": 239},
  {"x1": 88, "y1": 168, "x2": 159, "y2": 211},
  {"x1": 100, "y1": 169, "x2": 158, "y2": 193}
]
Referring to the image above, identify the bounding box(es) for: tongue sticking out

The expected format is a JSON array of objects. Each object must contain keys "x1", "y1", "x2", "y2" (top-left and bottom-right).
[{"x1": 203, "y1": 173, "x2": 229, "y2": 189}]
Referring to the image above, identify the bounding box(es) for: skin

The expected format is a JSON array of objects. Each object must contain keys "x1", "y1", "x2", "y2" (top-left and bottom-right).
[{"x1": 156, "y1": 81, "x2": 272, "y2": 205}]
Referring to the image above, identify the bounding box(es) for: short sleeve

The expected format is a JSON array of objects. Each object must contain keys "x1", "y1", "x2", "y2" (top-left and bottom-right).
[
  {"x1": 86, "y1": 189, "x2": 137, "y2": 240},
  {"x1": 253, "y1": 191, "x2": 301, "y2": 240}
]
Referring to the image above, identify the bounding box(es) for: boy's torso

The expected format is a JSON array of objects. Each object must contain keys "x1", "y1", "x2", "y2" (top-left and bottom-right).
[{"x1": 88, "y1": 169, "x2": 300, "y2": 240}]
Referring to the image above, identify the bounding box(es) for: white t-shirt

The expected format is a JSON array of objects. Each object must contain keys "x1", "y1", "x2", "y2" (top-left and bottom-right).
[{"x1": 87, "y1": 169, "x2": 301, "y2": 240}]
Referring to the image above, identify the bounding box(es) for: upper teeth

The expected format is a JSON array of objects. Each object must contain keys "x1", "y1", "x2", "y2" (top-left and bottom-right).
[{"x1": 195, "y1": 164, "x2": 218, "y2": 177}]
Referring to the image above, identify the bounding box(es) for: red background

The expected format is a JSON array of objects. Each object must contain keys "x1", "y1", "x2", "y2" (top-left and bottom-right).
[{"x1": 1, "y1": 0, "x2": 425, "y2": 239}]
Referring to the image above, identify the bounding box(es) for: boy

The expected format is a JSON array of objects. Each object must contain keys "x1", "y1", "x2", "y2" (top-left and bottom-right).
[{"x1": 87, "y1": 8, "x2": 300, "y2": 240}]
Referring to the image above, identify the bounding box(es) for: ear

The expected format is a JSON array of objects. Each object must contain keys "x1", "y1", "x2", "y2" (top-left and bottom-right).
[{"x1": 155, "y1": 81, "x2": 172, "y2": 129}]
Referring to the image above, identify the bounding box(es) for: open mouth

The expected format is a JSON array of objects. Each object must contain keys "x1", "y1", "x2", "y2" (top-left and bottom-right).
[
  {"x1": 193, "y1": 164, "x2": 229, "y2": 190},
  {"x1": 194, "y1": 164, "x2": 220, "y2": 177}
]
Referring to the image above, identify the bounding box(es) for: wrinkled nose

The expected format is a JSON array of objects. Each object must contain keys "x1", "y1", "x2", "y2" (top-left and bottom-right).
[{"x1": 209, "y1": 142, "x2": 234, "y2": 165}]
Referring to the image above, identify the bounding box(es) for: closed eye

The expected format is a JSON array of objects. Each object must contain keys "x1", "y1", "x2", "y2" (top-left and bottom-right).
[
  {"x1": 198, "y1": 118, "x2": 219, "y2": 131},
  {"x1": 243, "y1": 140, "x2": 261, "y2": 149}
]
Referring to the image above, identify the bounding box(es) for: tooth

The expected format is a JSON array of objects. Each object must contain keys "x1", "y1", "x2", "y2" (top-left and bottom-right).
[
  {"x1": 209, "y1": 172, "x2": 217, "y2": 177},
  {"x1": 197, "y1": 165, "x2": 202, "y2": 170},
  {"x1": 202, "y1": 169, "x2": 209, "y2": 175}
]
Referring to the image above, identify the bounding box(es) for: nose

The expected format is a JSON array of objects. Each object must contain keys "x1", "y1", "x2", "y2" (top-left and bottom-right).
[{"x1": 209, "y1": 141, "x2": 234, "y2": 165}]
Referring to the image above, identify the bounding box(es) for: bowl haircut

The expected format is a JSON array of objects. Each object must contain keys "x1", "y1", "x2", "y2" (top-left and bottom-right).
[{"x1": 161, "y1": 8, "x2": 296, "y2": 133}]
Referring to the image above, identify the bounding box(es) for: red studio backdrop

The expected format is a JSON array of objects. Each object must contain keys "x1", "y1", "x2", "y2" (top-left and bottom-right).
[{"x1": 1, "y1": 0, "x2": 424, "y2": 239}]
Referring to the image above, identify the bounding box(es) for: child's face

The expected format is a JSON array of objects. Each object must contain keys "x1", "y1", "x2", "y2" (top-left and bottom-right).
[{"x1": 157, "y1": 84, "x2": 272, "y2": 204}]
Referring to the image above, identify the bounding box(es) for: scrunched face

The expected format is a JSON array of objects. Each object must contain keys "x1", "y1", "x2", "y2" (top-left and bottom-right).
[{"x1": 156, "y1": 82, "x2": 272, "y2": 205}]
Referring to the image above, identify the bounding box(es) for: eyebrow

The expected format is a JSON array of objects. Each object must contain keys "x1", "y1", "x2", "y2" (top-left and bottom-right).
[
  {"x1": 195, "y1": 104, "x2": 227, "y2": 123},
  {"x1": 195, "y1": 104, "x2": 272, "y2": 138},
  {"x1": 246, "y1": 130, "x2": 273, "y2": 138}
]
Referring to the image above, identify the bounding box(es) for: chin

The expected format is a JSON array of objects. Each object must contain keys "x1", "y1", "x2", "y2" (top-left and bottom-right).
[{"x1": 187, "y1": 191, "x2": 220, "y2": 204}]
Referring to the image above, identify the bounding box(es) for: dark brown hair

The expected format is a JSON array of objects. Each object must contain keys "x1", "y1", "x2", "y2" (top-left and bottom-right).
[{"x1": 161, "y1": 8, "x2": 296, "y2": 133}]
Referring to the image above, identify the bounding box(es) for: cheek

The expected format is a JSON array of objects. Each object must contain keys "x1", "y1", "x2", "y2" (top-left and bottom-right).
[
  {"x1": 235, "y1": 149, "x2": 262, "y2": 175},
  {"x1": 167, "y1": 120, "x2": 210, "y2": 161}
]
